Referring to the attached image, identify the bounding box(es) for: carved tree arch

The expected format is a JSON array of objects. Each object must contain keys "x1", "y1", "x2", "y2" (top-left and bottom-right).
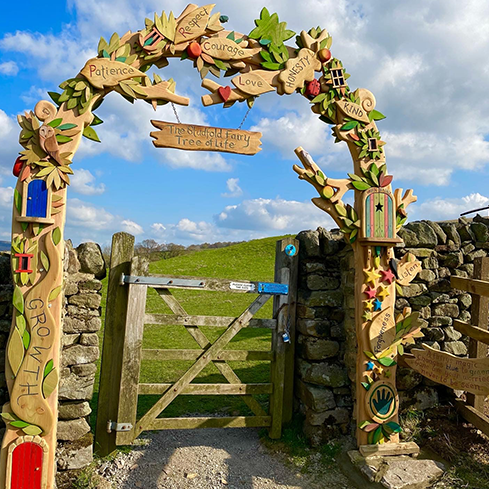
[{"x1": 1, "y1": 4, "x2": 419, "y2": 488}]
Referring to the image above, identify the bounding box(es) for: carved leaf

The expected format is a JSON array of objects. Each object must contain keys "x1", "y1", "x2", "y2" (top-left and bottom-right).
[
  {"x1": 53, "y1": 227, "x2": 62, "y2": 246},
  {"x1": 13, "y1": 285, "x2": 24, "y2": 314},
  {"x1": 42, "y1": 368, "x2": 58, "y2": 399},
  {"x1": 22, "y1": 424, "x2": 43, "y2": 436},
  {"x1": 49, "y1": 286, "x2": 62, "y2": 302},
  {"x1": 41, "y1": 250, "x2": 50, "y2": 272},
  {"x1": 8, "y1": 328, "x2": 24, "y2": 376}
]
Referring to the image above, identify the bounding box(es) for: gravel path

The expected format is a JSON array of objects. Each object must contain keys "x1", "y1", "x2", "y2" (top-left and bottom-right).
[{"x1": 97, "y1": 428, "x2": 359, "y2": 489}]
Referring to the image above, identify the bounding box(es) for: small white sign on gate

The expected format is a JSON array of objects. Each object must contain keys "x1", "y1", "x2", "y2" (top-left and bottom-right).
[{"x1": 230, "y1": 282, "x2": 255, "y2": 292}]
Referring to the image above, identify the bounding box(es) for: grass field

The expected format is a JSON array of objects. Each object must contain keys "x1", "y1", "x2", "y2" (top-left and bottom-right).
[{"x1": 91, "y1": 235, "x2": 291, "y2": 428}]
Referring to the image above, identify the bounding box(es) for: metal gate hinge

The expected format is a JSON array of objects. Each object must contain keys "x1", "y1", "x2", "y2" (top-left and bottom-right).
[{"x1": 107, "y1": 420, "x2": 133, "y2": 433}]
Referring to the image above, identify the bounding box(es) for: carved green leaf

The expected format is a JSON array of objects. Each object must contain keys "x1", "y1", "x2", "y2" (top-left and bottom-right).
[
  {"x1": 14, "y1": 189, "x2": 22, "y2": 214},
  {"x1": 44, "y1": 359, "x2": 54, "y2": 378},
  {"x1": 58, "y1": 123, "x2": 77, "y2": 131},
  {"x1": 398, "y1": 344, "x2": 404, "y2": 355},
  {"x1": 335, "y1": 204, "x2": 347, "y2": 217},
  {"x1": 83, "y1": 126, "x2": 101, "y2": 143},
  {"x1": 47, "y1": 118, "x2": 62, "y2": 128},
  {"x1": 378, "y1": 357, "x2": 396, "y2": 367},
  {"x1": 10, "y1": 420, "x2": 29, "y2": 428},
  {"x1": 364, "y1": 351, "x2": 376, "y2": 360},
  {"x1": 22, "y1": 425, "x2": 43, "y2": 436},
  {"x1": 49, "y1": 286, "x2": 62, "y2": 302},
  {"x1": 16, "y1": 314, "x2": 26, "y2": 335},
  {"x1": 42, "y1": 368, "x2": 58, "y2": 399},
  {"x1": 340, "y1": 121, "x2": 358, "y2": 131},
  {"x1": 361, "y1": 382, "x2": 371, "y2": 391},
  {"x1": 369, "y1": 109, "x2": 386, "y2": 121},
  {"x1": 56, "y1": 134, "x2": 73, "y2": 143},
  {"x1": 1, "y1": 412, "x2": 16, "y2": 422},
  {"x1": 48, "y1": 92, "x2": 61, "y2": 105},
  {"x1": 13, "y1": 286, "x2": 24, "y2": 314},
  {"x1": 351, "y1": 181, "x2": 371, "y2": 191},
  {"x1": 41, "y1": 250, "x2": 50, "y2": 272},
  {"x1": 22, "y1": 330, "x2": 30, "y2": 350},
  {"x1": 53, "y1": 227, "x2": 62, "y2": 246},
  {"x1": 8, "y1": 328, "x2": 24, "y2": 376}
]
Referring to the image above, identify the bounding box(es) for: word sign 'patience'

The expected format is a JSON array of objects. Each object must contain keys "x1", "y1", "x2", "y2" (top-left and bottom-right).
[
  {"x1": 150, "y1": 121, "x2": 262, "y2": 155},
  {"x1": 406, "y1": 345, "x2": 489, "y2": 396},
  {"x1": 80, "y1": 58, "x2": 147, "y2": 89}
]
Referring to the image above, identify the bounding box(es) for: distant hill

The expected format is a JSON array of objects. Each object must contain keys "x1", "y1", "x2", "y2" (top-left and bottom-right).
[{"x1": 0, "y1": 242, "x2": 10, "y2": 252}]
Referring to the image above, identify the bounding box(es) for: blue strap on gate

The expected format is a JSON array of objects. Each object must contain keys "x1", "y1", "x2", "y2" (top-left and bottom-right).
[{"x1": 257, "y1": 282, "x2": 288, "y2": 295}]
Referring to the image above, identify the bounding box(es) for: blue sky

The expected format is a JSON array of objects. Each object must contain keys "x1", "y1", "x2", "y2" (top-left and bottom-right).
[{"x1": 1, "y1": 0, "x2": 489, "y2": 246}]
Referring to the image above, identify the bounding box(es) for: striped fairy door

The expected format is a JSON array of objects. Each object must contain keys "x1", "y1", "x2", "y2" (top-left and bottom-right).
[{"x1": 365, "y1": 191, "x2": 394, "y2": 240}]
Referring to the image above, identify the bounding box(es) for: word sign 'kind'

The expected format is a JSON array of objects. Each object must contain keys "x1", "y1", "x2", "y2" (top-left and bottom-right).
[{"x1": 150, "y1": 121, "x2": 262, "y2": 156}]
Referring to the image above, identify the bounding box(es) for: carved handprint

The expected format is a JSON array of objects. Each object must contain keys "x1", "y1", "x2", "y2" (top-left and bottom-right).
[{"x1": 372, "y1": 386, "x2": 394, "y2": 416}]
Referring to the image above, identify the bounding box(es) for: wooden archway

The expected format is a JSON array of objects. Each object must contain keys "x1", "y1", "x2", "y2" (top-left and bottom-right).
[{"x1": 1, "y1": 4, "x2": 419, "y2": 487}]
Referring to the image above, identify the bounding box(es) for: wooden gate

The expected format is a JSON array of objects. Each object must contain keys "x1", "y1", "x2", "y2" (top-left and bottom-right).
[{"x1": 94, "y1": 233, "x2": 298, "y2": 455}]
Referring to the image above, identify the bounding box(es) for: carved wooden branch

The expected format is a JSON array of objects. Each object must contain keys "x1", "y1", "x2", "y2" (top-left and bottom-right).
[{"x1": 394, "y1": 188, "x2": 417, "y2": 212}]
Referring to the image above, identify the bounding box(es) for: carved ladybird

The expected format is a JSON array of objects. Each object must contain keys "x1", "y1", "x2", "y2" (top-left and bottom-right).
[
  {"x1": 13, "y1": 157, "x2": 23, "y2": 177},
  {"x1": 305, "y1": 79, "x2": 321, "y2": 99},
  {"x1": 187, "y1": 42, "x2": 202, "y2": 59}
]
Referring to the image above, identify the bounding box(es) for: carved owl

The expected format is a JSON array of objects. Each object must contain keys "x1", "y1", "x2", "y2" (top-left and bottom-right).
[{"x1": 39, "y1": 125, "x2": 61, "y2": 164}]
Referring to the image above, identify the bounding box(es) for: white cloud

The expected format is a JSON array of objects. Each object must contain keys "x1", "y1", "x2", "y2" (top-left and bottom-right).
[
  {"x1": 222, "y1": 178, "x2": 243, "y2": 198},
  {"x1": 414, "y1": 193, "x2": 489, "y2": 222},
  {"x1": 0, "y1": 187, "x2": 14, "y2": 208},
  {"x1": 151, "y1": 218, "x2": 216, "y2": 243},
  {"x1": 121, "y1": 219, "x2": 144, "y2": 235},
  {"x1": 216, "y1": 197, "x2": 333, "y2": 232},
  {"x1": 70, "y1": 169, "x2": 106, "y2": 195},
  {"x1": 0, "y1": 61, "x2": 18, "y2": 76},
  {"x1": 0, "y1": 110, "x2": 21, "y2": 174},
  {"x1": 67, "y1": 198, "x2": 115, "y2": 230}
]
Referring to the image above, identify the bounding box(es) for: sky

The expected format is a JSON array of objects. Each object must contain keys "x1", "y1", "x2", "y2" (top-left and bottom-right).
[{"x1": 1, "y1": 0, "x2": 489, "y2": 246}]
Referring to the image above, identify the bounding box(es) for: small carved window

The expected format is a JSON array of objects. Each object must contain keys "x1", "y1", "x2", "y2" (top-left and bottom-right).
[
  {"x1": 331, "y1": 68, "x2": 346, "y2": 88},
  {"x1": 368, "y1": 138, "x2": 378, "y2": 151},
  {"x1": 143, "y1": 27, "x2": 164, "y2": 49}
]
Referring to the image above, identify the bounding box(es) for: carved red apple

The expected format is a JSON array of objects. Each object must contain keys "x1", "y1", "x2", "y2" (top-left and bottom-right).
[
  {"x1": 13, "y1": 157, "x2": 23, "y2": 177},
  {"x1": 318, "y1": 48, "x2": 332, "y2": 63},
  {"x1": 187, "y1": 42, "x2": 202, "y2": 58}
]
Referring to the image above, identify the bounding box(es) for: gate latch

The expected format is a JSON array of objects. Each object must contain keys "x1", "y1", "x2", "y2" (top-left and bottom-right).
[{"x1": 107, "y1": 421, "x2": 133, "y2": 433}]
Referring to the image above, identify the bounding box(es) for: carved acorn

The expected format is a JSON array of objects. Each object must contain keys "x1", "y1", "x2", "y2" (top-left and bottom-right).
[
  {"x1": 13, "y1": 157, "x2": 23, "y2": 177},
  {"x1": 305, "y1": 79, "x2": 321, "y2": 99}
]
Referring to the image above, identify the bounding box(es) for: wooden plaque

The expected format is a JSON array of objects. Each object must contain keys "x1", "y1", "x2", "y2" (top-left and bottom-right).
[
  {"x1": 406, "y1": 345, "x2": 489, "y2": 396},
  {"x1": 278, "y1": 48, "x2": 318, "y2": 94},
  {"x1": 201, "y1": 38, "x2": 261, "y2": 60},
  {"x1": 174, "y1": 4, "x2": 215, "y2": 44},
  {"x1": 231, "y1": 72, "x2": 275, "y2": 96},
  {"x1": 396, "y1": 253, "x2": 422, "y2": 286},
  {"x1": 81, "y1": 58, "x2": 147, "y2": 89},
  {"x1": 150, "y1": 121, "x2": 262, "y2": 155},
  {"x1": 369, "y1": 309, "x2": 396, "y2": 357},
  {"x1": 336, "y1": 100, "x2": 370, "y2": 123}
]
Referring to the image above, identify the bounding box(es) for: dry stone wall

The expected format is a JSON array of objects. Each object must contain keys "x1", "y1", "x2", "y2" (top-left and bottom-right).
[
  {"x1": 295, "y1": 216, "x2": 489, "y2": 445},
  {"x1": 0, "y1": 241, "x2": 105, "y2": 487}
]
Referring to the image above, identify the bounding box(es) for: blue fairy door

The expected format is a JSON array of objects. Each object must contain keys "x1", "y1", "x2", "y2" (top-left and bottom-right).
[{"x1": 26, "y1": 180, "x2": 48, "y2": 218}]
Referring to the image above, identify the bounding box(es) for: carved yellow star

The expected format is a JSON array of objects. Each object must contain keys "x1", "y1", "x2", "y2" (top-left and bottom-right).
[
  {"x1": 374, "y1": 365, "x2": 384, "y2": 375},
  {"x1": 364, "y1": 300, "x2": 374, "y2": 311},
  {"x1": 377, "y1": 285, "x2": 390, "y2": 301},
  {"x1": 364, "y1": 267, "x2": 381, "y2": 286},
  {"x1": 363, "y1": 311, "x2": 373, "y2": 321}
]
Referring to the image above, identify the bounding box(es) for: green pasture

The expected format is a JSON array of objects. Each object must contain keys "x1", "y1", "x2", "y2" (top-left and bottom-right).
[{"x1": 91, "y1": 235, "x2": 291, "y2": 428}]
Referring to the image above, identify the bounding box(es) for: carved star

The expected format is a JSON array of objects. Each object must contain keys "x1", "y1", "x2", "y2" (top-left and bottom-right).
[
  {"x1": 385, "y1": 370, "x2": 392, "y2": 378},
  {"x1": 377, "y1": 285, "x2": 390, "y2": 301},
  {"x1": 381, "y1": 269, "x2": 396, "y2": 284},
  {"x1": 363, "y1": 311, "x2": 373, "y2": 321},
  {"x1": 366, "y1": 361, "x2": 375, "y2": 371},
  {"x1": 376, "y1": 203, "x2": 383, "y2": 212},
  {"x1": 373, "y1": 298, "x2": 383, "y2": 311},
  {"x1": 364, "y1": 267, "x2": 381, "y2": 286},
  {"x1": 364, "y1": 286, "x2": 377, "y2": 299},
  {"x1": 374, "y1": 365, "x2": 384, "y2": 375},
  {"x1": 364, "y1": 300, "x2": 374, "y2": 311}
]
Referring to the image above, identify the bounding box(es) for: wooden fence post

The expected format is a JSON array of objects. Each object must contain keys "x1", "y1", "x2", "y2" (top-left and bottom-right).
[
  {"x1": 269, "y1": 238, "x2": 299, "y2": 438},
  {"x1": 94, "y1": 232, "x2": 135, "y2": 456},
  {"x1": 466, "y1": 257, "x2": 489, "y2": 411}
]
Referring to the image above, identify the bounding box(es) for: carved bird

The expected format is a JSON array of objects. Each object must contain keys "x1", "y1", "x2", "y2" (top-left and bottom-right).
[{"x1": 39, "y1": 124, "x2": 62, "y2": 165}]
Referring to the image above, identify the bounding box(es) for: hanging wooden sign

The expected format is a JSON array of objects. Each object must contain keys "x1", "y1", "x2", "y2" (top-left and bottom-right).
[
  {"x1": 150, "y1": 121, "x2": 262, "y2": 155},
  {"x1": 80, "y1": 58, "x2": 147, "y2": 89},
  {"x1": 406, "y1": 345, "x2": 489, "y2": 396},
  {"x1": 336, "y1": 100, "x2": 370, "y2": 123},
  {"x1": 278, "y1": 48, "x2": 319, "y2": 94},
  {"x1": 174, "y1": 4, "x2": 215, "y2": 44},
  {"x1": 369, "y1": 309, "x2": 396, "y2": 357},
  {"x1": 396, "y1": 253, "x2": 422, "y2": 286},
  {"x1": 201, "y1": 38, "x2": 261, "y2": 60},
  {"x1": 231, "y1": 72, "x2": 275, "y2": 96}
]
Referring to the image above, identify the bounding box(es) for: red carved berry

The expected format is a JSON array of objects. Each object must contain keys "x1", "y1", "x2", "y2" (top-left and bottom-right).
[
  {"x1": 318, "y1": 48, "x2": 332, "y2": 63},
  {"x1": 305, "y1": 79, "x2": 321, "y2": 99},
  {"x1": 13, "y1": 157, "x2": 23, "y2": 177},
  {"x1": 187, "y1": 42, "x2": 202, "y2": 58}
]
